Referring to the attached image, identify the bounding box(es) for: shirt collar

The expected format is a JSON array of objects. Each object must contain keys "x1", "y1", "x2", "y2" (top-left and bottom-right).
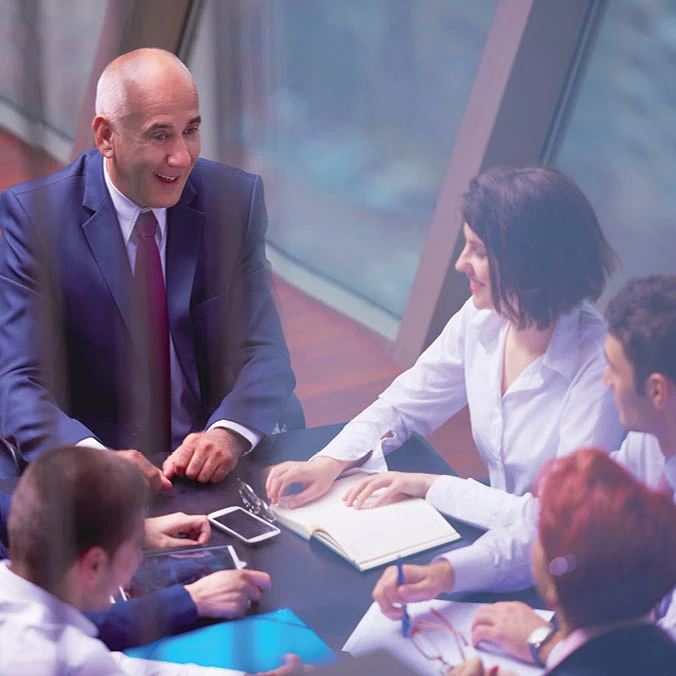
[
  {"x1": 542, "y1": 303, "x2": 600, "y2": 382},
  {"x1": 471, "y1": 302, "x2": 594, "y2": 383},
  {"x1": 102, "y1": 158, "x2": 167, "y2": 247},
  {"x1": 0, "y1": 560, "x2": 99, "y2": 638},
  {"x1": 471, "y1": 305, "x2": 505, "y2": 349}
]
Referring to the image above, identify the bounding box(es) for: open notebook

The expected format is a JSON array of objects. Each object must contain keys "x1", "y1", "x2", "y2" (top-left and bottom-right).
[{"x1": 272, "y1": 473, "x2": 461, "y2": 571}]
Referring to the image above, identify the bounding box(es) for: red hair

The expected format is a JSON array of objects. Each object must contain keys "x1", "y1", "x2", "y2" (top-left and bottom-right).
[{"x1": 537, "y1": 448, "x2": 676, "y2": 627}]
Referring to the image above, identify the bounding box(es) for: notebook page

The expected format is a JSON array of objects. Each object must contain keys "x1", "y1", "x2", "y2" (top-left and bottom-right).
[{"x1": 344, "y1": 599, "x2": 552, "y2": 676}]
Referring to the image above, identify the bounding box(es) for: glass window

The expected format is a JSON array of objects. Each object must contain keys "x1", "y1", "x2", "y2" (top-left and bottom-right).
[
  {"x1": 0, "y1": 0, "x2": 106, "y2": 151},
  {"x1": 190, "y1": 0, "x2": 497, "y2": 331},
  {"x1": 555, "y1": 0, "x2": 676, "y2": 302}
]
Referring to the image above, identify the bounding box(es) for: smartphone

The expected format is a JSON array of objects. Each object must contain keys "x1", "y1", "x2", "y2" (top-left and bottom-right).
[{"x1": 208, "y1": 506, "x2": 281, "y2": 544}]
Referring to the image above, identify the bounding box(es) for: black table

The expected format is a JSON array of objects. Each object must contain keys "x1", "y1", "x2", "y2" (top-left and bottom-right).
[{"x1": 148, "y1": 423, "x2": 540, "y2": 651}]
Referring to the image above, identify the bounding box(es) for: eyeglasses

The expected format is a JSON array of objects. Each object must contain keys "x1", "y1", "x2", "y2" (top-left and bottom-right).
[
  {"x1": 237, "y1": 477, "x2": 277, "y2": 523},
  {"x1": 408, "y1": 608, "x2": 469, "y2": 676}
]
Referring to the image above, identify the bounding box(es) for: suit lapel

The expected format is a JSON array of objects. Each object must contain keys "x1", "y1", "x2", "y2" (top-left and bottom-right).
[
  {"x1": 166, "y1": 181, "x2": 204, "y2": 401},
  {"x1": 81, "y1": 153, "x2": 141, "y2": 351}
]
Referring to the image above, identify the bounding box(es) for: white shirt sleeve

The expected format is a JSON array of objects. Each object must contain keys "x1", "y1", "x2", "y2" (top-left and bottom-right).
[
  {"x1": 435, "y1": 503, "x2": 539, "y2": 594},
  {"x1": 554, "y1": 353, "x2": 623, "y2": 458},
  {"x1": 111, "y1": 653, "x2": 244, "y2": 675},
  {"x1": 315, "y1": 303, "x2": 471, "y2": 470},
  {"x1": 426, "y1": 475, "x2": 536, "y2": 530},
  {"x1": 76, "y1": 437, "x2": 107, "y2": 450},
  {"x1": 658, "y1": 589, "x2": 676, "y2": 640},
  {"x1": 207, "y1": 420, "x2": 262, "y2": 454}
]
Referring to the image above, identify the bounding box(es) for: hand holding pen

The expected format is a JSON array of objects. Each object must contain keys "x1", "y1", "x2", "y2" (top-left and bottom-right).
[{"x1": 396, "y1": 560, "x2": 411, "y2": 637}]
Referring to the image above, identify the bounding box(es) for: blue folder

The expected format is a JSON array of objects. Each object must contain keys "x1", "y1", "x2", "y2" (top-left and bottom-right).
[{"x1": 125, "y1": 607, "x2": 337, "y2": 673}]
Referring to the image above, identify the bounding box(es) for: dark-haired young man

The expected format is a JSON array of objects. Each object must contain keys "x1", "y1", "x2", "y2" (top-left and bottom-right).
[
  {"x1": 371, "y1": 275, "x2": 676, "y2": 669},
  {"x1": 0, "y1": 490, "x2": 270, "y2": 651},
  {"x1": 0, "y1": 446, "x2": 299, "y2": 675}
]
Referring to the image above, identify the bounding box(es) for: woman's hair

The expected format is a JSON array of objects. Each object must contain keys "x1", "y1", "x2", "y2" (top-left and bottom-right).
[
  {"x1": 462, "y1": 166, "x2": 617, "y2": 329},
  {"x1": 8, "y1": 445, "x2": 148, "y2": 592},
  {"x1": 536, "y1": 448, "x2": 676, "y2": 628}
]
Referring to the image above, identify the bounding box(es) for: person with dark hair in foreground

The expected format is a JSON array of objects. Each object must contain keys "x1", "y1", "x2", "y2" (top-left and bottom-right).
[
  {"x1": 0, "y1": 446, "x2": 302, "y2": 675},
  {"x1": 447, "y1": 448, "x2": 676, "y2": 676},
  {"x1": 268, "y1": 166, "x2": 622, "y2": 520},
  {"x1": 371, "y1": 275, "x2": 676, "y2": 666},
  {"x1": 0, "y1": 489, "x2": 271, "y2": 651}
]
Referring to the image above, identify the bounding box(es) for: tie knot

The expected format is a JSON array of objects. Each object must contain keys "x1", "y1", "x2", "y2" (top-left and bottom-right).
[{"x1": 136, "y1": 211, "x2": 158, "y2": 239}]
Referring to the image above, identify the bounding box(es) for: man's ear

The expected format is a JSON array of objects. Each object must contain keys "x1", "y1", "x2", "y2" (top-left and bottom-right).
[
  {"x1": 645, "y1": 373, "x2": 671, "y2": 410},
  {"x1": 78, "y1": 545, "x2": 108, "y2": 584},
  {"x1": 92, "y1": 115, "x2": 114, "y2": 157}
]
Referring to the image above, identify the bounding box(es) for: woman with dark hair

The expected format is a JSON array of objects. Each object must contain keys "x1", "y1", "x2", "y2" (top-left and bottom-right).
[
  {"x1": 447, "y1": 448, "x2": 676, "y2": 676},
  {"x1": 266, "y1": 167, "x2": 623, "y2": 523}
]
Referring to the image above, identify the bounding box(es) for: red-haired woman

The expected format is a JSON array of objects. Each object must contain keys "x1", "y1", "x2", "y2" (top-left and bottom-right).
[{"x1": 450, "y1": 448, "x2": 676, "y2": 676}]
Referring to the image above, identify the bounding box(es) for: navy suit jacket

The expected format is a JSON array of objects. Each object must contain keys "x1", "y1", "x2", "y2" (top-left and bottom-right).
[
  {"x1": 0, "y1": 149, "x2": 295, "y2": 464},
  {"x1": 549, "y1": 624, "x2": 676, "y2": 676}
]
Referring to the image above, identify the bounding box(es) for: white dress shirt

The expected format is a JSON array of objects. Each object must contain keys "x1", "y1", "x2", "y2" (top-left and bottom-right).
[
  {"x1": 0, "y1": 561, "x2": 242, "y2": 675},
  {"x1": 317, "y1": 297, "x2": 622, "y2": 495},
  {"x1": 436, "y1": 432, "x2": 676, "y2": 639},
  {"x1": 78, "y1": 160, "x2": 260, "y2": 452}
]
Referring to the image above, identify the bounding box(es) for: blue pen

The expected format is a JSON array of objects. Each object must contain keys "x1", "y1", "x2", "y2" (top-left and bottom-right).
[{"x1": 396, "y1": 560, "x2": 411, "y2": 638}]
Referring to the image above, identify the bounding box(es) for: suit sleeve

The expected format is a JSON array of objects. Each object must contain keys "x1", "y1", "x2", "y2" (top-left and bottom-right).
[
  {"x1": 205, "y1": 176, "x2": 295, "y2": 438},
  {"x1": 0, "y1": 189, "x2": 98, "y2": 464},
  {"x1": 86, "y1": 585, "x2": 199, "y2": 651}
]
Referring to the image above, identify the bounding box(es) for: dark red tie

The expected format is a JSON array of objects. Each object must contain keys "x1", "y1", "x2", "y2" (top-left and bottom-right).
[{"x1": 134, "y1": 211, "x2": 171, "y2": 454}]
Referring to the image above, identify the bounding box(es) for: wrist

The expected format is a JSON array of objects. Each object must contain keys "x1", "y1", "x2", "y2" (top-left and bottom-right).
[
  {"x1": 527, "y1": 624, "x2": 559, "y2": 666},
  {"x1": 210, "y1": 428, "x2": 248, "y2": 458},
  {"x1": 311, "y1": 455, "x2": 352, "y2": 475},
  {"x1": 420, "y1": 473, "x2": 439, "y2": 497},
  {"x1": 184, "y1": 579, "x2": 207, "y2": 616},
  {"x1": 431, "y1": 560, "x2": 455, "y2": 593}
]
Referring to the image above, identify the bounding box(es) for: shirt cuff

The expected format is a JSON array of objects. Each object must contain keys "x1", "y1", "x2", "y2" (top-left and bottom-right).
[
  {"x1": 76, "y1": 437, "x2": 107, "y2": 451},
  {"x1": 208, "y1": 420, "x2": 262, "y2": 455},
  {"x1": 313, "y1": 434, "x2": 391, "y2": 475}
]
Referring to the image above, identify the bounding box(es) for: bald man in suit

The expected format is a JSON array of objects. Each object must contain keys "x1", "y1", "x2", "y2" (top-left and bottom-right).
[{"x1": 0, "y1": 48, "x2": 296, "y2": 487}]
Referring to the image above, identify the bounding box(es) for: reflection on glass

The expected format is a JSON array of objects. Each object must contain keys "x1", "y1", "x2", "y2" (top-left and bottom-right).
[
  {"x1": 555, "y1": 0, "x2": 676, "y2": 302},
  {"x1": 0, "y1": 0, "x2": 106, "y2": 143},
  {"x1": 191, "y1": 0, "x2": 497, "y2": 322}
]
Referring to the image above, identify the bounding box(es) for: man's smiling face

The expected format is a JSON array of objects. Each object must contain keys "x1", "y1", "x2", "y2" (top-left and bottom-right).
[{"x1": 104, "y1": 66, "x2": 201, "y2": 209}]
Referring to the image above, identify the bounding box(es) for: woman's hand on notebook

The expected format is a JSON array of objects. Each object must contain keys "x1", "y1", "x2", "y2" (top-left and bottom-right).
[
  {"x1": 266, "y1": 457, "x2": 350, "y2": 508},
  {"x1": 342, "y1": 471, "x2": 438, "y2": 509},
  {"x1": 144, "y1": 512, "x2": 211, "y2": 548},
  {"x1": 372, "y1": 561, "x2": 455, "y2": 619}
]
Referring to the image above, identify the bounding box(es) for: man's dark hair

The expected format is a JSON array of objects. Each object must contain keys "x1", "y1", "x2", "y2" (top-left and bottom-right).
[
  {"x1": 605, "y1": 275, "x2": 676, "y2": 390},
  {"x1": 8, "y1": 445, "x2": 147, "y2": 591},
  {"x1": 462, "y1": 166, "x2": 617, "y2": 329}
]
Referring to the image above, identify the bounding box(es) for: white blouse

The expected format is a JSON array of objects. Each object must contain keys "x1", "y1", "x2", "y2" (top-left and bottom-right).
[{"x1": 318, "y1": 297, "x2": 623, "y2": 495}]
